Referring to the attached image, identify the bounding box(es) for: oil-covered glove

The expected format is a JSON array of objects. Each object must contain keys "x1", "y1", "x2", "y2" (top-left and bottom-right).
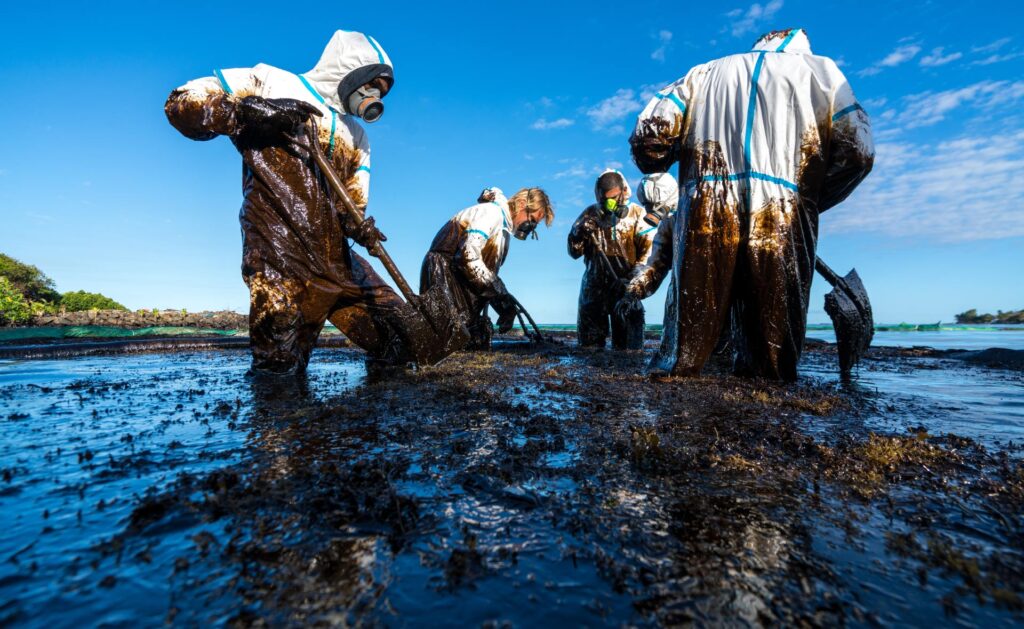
[
  {"x1": 236, "y1": 96, "x2": 322, "y2": 138},
  {"x1": 614, "y1": 287, "x2": 642, "y2": 319},
  {"x1": 489, "y1": 278, "x2": 519, "y2": 333},
  {"x1": 347, "y1": 216, "x2": 388, "y2": 251}
]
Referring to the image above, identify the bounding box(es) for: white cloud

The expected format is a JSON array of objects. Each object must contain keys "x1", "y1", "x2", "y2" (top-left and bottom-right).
[
  {"x1": 826, "y1": 131, "x2": 1024, "y2": 242},
  {"x1": 553, "y1": 162, "x2": 587, "y2": 180},
  {"x1": 972, "y1": 37, "x2": 1011, "y2": 54},
  {"x1": 863, "y1": 97, "x2": 887, "y2": 109},
  {"x1": 858, "y1": 43, "x2": 921, "y2": 76},
  {"x1": 919, "y1": 47, "x2": 962, "y2": 67},
  {"x1": 651, "y1": 30, "x2": 673, "y2": 62},
  {"x1": 726, "y1": 0, "x2": 784, "y2": 38},
  {"x1": 896, "y1": 80, "x2": 1024, "y2": 128},
  {"x1": 971, "y1": 51, "x2": 1024, "y2": 66},
  {"x1": 586, "y1": 88, "x2": 644, "y2": 129},
  {"x1": 530, "y1": 117, "x2": 575, "y2": 130}
]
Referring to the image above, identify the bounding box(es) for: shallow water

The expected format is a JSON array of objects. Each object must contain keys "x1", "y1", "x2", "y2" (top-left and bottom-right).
[
  {"x1": 1, "y1": 345, "x2": 1022, "y2": 626},
  {"x1": 805, "y1": 325, "x2": 1024, "y2": 351}
]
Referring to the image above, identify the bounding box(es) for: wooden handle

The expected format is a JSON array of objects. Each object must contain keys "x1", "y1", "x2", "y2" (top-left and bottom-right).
[{"x1": 297, "y1": 126, "x2": 417, "y2": 303}]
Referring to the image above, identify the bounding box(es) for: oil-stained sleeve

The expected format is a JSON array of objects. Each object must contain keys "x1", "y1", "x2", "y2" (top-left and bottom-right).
[
  {"x1": 567, "y1": 208, "x2": 596, "y2": 260},
  {"x1": 629, "y1": 76, "x2": 690, "y2": 174},
  {"x1": 351, "y1": 125, "x2": 372, "y2": 211},
  {"x1": 453, "y1": 206, "x2": 501, "y2": 295},
  {"x1": 820, "y1": 68, "x2": 875, "y2": 212},
  {"x1": 164, "y1": 68, "x2": 257, "y2": 141},
  {"x1": 632, "y1": 211, "x2": 660, "y2": 269},
  {"x1": 627, "y1": 214, "x2": 674, "y2": 298}
]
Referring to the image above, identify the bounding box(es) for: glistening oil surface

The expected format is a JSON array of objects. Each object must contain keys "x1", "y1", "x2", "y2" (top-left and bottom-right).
[{"x1": 1, "y1": 342, "x2": 1022, "y2": 625}]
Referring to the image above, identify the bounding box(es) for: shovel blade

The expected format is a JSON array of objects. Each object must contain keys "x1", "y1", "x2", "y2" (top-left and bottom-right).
[
  {"x1": 393, "y1": 284, "x2": 471, "y2": 366},
  {"x1": 823, "y1": 268, "x2": 874, "y2": 375}
]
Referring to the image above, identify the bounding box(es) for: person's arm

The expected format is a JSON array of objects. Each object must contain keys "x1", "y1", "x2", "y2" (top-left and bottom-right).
[
  {"x1": 629, "y1": 77, "x2": 690, "y2": 174},
  {"x1": 454, "y1": 207, "x2": 504, "y2": 295},
  {"x1": 820, "y1": 66, "x2": 875, "y2": 212},
  {"x1": 626, "y1": 214, "x2": 674, "y2": 298},
  {"x1": 164, "y1": 69, "x2": 256, "y2": 140},
  {"x1": 567, "y1": 208, "x2": 598, "y2": 260}
]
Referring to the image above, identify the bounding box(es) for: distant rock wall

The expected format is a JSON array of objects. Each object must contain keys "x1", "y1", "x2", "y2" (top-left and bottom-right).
[{"x1": 29, "y1": 309, "x2": 248, "y2": 330}]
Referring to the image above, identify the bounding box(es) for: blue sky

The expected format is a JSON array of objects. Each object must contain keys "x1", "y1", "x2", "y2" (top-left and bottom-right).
[{"x1": 1, "y1": 0, "x2": 1022, "y2": 324}]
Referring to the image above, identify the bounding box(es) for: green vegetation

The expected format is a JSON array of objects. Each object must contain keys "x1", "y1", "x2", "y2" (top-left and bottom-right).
[
  {"x1": 0, "y1": 252, "x2": 128, "y2": 325},
  {"x1": 60, "y1": 291, "x2": 127, "y2": 312},
  {"x1": 0, "y1": 253, "x2": 61, "y2": 303},
  {"x1": 0, "y1": 276, "x2": 32, "y2": 325},
  {"x1": 955, "y1": 309, "x2": 1024, "y2": 324}
]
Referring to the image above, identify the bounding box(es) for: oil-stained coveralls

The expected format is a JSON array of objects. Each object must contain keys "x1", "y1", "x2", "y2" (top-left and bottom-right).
[
  {"x1": 420, "y1": 188, "x2": 517, "y2": 349},
  {"x1": 568, "y1": 171, "x2": 657, "y2": 350},
  {"x1": 629, "y1": 28, "x2": 874, "y2": 380},
  {"x1": 166, "y1": 31, "x2": 409, "y2": 373}
]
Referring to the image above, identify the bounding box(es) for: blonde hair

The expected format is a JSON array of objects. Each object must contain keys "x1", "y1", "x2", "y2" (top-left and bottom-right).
[{"x1": 509, "y1": 187, "x2": 554, "y2": 226}]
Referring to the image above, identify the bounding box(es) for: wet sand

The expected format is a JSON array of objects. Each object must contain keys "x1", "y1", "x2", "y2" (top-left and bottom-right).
[{"x1": 1, "y1": 337, "x2": 1022, "y2": 625}]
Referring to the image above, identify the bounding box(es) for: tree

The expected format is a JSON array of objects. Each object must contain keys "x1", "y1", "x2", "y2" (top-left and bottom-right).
[
  {"x1": 0, "y1": 276, "x2": 32, "y2": 325},
  {"x1": 60, "y1": 291, "x2": 127, "y2": 312},
  {"x1": 0, "y1": 253, "x2": 61, "y2": 303}
]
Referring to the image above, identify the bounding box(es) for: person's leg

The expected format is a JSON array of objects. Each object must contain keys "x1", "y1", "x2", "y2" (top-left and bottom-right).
[
  {"x1": 739, "y1": 198, "x2": 818, "y2": 381},
  {"x1": 328, "y1": 250, "x2": 411, "y2": 362},
  {"x1": 577, "y1": 282, "x2": 610, "y2": 348},
  {"x1": 668, "y1": 191, "x2": 741, "y2": 376},
  {"x1": 245, "y1": 269, "x2": 330, "y2": 374}
]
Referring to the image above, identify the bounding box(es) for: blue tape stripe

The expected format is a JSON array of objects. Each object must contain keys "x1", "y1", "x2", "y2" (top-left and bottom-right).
[
  {"x1": 776, "y1": 29, "x2": 799, "y2": 52},
  {"x1": 743, "y1": 52, "x2": 767, "y2": 210},
  {"x1": 749, "y1": 171, "x2": 799, "y2": 191},
  {"x1": 638, "y1": 226, "x2": 658, "y2": 236},
  {"x1": 465, "y1": 229, "x2": 489, "y2": 239},
  {"x1": 214, "y1": 69, "x2": 233, "y2": 94},
  {"x1": 832, "y1": 103, "x2": 864, "y2": 121},
  {"x1": 356, "y1": 165, "x2": 371, "y2": 173},
  {"x1": 685, "y1": 170, "x2": 798, "y2": 192},
  {"x1": 328, "y1": 110, "x2": 337, "y2": 158},
  {"x1": 655, "y1": 91, "x2": 687, "y2": 113},
  {"x1": 743, "y1": 52, "x2": 766, "y2": 171},
  {"x1": 298, "y1": 74, "x2": 326, "y2": 105},
  {"x1": 365, "y1": 35, "x2": 385, "y2": 64}
]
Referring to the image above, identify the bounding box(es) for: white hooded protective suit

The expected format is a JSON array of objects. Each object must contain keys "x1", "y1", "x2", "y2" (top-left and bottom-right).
[
  {"x1": 165, "y1": 30, "x2": 406, "y2": 373},
  {"x1": 420, "y1": 188, "x2": 513, "y2": 348},
  {"x1": 567, "y1": 170, "x2": 654, "y2": 349},
  {"x1": 629, "y1": 28, "x2": 874, "y2": 380}
]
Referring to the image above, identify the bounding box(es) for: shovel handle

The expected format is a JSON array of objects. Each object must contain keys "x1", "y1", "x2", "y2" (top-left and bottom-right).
[
  {"x1": 296, "y1": 125, "x2": 417, "y2": 304},
  {"x1": 814, "y1": 256, "x2": 843, "y2": 289}
]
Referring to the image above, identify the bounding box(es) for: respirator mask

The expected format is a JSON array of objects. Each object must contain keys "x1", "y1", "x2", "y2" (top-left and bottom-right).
[
  {"x1": 347, "y1": 85, "x2": 384, "y2": 123},
  {"x1": 514, "y1": 218, "x2": 539, "y2": 241},
  {"x1": 338, "y1": 64, "x2": 393, "y2": 124}
]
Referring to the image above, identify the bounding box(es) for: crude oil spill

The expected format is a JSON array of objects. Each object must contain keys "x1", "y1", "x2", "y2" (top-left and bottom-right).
[{"x1": 1, "y1": 340, "x2": 1023, "y2": 625}]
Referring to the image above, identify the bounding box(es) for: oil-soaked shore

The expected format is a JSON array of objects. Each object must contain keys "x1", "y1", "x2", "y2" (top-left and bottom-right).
[{"x1": 1, "y1": 338, "x2": 1022, "y2": 625}]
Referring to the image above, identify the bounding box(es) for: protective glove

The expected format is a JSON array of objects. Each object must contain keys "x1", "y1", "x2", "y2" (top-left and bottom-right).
[
  {"x1": 347, "y1": 216, "x2": 388, "y2": 251},
  {"x1": 236, "y1": 96, "x2": 322, "y2": 138},
  {"x1": 615, "y1": 288, "x2": 643, "y2": 319},
  {"x1": 488, "y1": 278, "x2": 519, "y2": 333}
]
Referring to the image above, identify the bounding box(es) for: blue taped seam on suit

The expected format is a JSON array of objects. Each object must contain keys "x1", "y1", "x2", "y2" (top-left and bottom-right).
[{"x1": 214, "y1": 69, "x2": 232, "y2": 94}]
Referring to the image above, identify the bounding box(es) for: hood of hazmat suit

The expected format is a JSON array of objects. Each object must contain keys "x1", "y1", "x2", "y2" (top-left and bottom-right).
[
  {"x1": 629, "y1": 27, "x2": 874, "y2": 380},
  {"x1": 421, "y1": 188, "x2": 514, "y2": 349},
  {"x1": 567, "y1": 169, "x2": 654, "y2": 350},
  {"x1": 165, "y1": 30, "x2": 415, "y2": 374}
]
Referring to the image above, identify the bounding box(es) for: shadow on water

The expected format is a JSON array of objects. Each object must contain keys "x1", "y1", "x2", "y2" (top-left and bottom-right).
[{"x1": 1, "y1": 341, "x2": 1023, "y2": 625}]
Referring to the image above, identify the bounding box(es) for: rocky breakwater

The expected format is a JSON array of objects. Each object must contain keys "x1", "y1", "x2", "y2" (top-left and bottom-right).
[{"x1": 30, "y1": 309, "x2": 248, "y2": 330}]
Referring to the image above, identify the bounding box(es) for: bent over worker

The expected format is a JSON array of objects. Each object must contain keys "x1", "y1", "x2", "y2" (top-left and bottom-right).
[
  {"x1": 166, "y1": 30, "x2": 414, "y2": 374},
  {"x1": 567, "y1": 170, "x2": 658, "y2": 350},
  {"x1": 421, "y1": 187, "x2": 553, "y2": 349},
  {"x1": 629, "y1": 28, "x2": 874, "y2": 380}
]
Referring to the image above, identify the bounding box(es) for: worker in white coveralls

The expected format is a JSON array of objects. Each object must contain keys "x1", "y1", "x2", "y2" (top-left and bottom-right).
[
  {"x1": 567, "y1": 170, "x2": 660, "y2": 350},
  {"x1": 421, "y1": 187, "x2": 554, "y2": 349},
  {"x1": 627, "y1": 28, "x2": 874, "y2": 381},
  {"x1": 166, "y1": 30, "x2": 426, "y2": 374}
]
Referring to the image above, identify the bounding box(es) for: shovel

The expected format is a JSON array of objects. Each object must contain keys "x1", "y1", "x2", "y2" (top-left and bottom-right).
[
  {"x1": 294, "y1": 125, "x2": 469, "y2": 365},
  {"x1": 815, "y1": 256, "x2": 874, "y2": 376}
]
